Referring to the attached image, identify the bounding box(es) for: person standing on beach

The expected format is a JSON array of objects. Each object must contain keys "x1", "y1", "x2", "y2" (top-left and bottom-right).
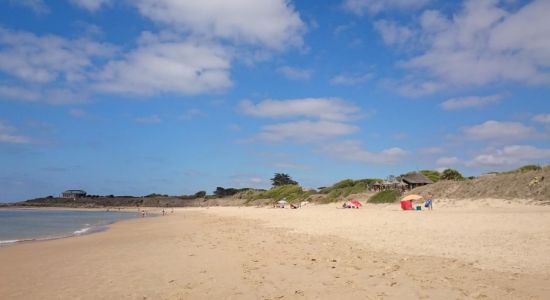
[{"x1": 425, "y1": 194, "x2": 433, "y2": 210}]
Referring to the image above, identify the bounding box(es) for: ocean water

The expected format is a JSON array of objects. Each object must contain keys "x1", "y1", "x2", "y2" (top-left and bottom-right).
[{"x1": 0, "y1": 208, "x2": 138, "y2": 245}]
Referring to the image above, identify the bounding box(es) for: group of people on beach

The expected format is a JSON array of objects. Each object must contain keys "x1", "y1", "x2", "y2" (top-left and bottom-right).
[{"x1": 138, "y1": 207, "x2": 174, "y2": 217}]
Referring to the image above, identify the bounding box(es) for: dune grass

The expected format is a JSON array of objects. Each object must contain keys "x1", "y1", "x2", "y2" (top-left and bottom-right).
[
  {"x1": 367, "y1": 190, "x2": 401, "y2": 204},
  {"x1": 241, "y1": 185, "x2": 314, "y2": 204}
]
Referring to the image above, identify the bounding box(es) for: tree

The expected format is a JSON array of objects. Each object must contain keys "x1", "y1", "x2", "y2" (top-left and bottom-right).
[
  {"x1": 271, "y1": 173, "x2": 298, "y2": 187},
  {"x1": 440, "y1": 169, "x2": 464, "y2": 181},
  {"x1": 194, "y1": 191, "x2": 207, "y2": 198}
]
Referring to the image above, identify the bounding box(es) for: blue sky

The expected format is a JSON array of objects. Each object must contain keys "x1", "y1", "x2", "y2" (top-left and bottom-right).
[{"x1": 0, "y1": 0, "x2": 549, "y2": 201}]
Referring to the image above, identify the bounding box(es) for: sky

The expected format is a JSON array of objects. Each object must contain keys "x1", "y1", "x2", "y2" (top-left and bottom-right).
[{"x1": 0, "y1": 0, "x2": 549, "y2": 201}]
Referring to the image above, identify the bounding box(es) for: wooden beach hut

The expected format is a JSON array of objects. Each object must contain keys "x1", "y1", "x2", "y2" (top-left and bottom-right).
[{"x1": 401, "y1": 173, "x2": 433, "y2": 190}]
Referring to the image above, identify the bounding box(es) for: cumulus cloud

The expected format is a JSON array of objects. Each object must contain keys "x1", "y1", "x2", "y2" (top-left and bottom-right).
[
  {"x1": 394, "y1": 0, "x2": 550, "y2": 94},
  {"x1": 0, "y1": 27, "x2": 116, "y2": 83},
  {"x1": 321, "y1": 140, "x2": 407, "y2": 164},
  {"x1": 257, "y1": 120, "x2": 359, "y2": 143},
  {"x1": 343, "y1": 0, "x2": 431, "y2": 15},
  {"x1": 440, "y1": 94, "x2": 501, "y2": 110},
  {"x1": 134, "y1": 0, "x2": 305, "y2": 50},
  {"x1": 463, "y1": 120, "x2": 535, "y2": 142},
  {"x1": 241, "y1": 98, "x2": 360, "y2": 121},
  {"x1": 373, "y1": 20, "x2": 413, "y2": 46},
  {"x1": 467, "y1": 145, "x2": 550, "y2": 167},
  {"x1": 0, "y1": 84, "x2": 85, "y2": 104},
  {"x1": 533, "y1": 114, "x2": 550, "y2": 124},
  {"x1": 0, "y1": 85, "x2": 41, "y2": 102},
  {"x1": 69, "y1": 0, "x2": 111, "y2": 11},
  {"x1": 0, "y1": 0, "x2": 307, "y2": 102},
  {"x1": 95, "y1": 39, "x2": 232, "y2": 95},
  {"x1": 0, "y1": 120, "x2": 32, "y2": 144},
  {"x1": 8, "y1": 0, "x2": 49, "y2": 14},
  {"x1": 329, "y1": 73, "x2": 372, "y2": 85},
  {"x1": 436, "y1": 156, "x2": 459, "y2": 166},
  {"x1": 277, "y1": 66, "x2": 312, "y2": 80}
]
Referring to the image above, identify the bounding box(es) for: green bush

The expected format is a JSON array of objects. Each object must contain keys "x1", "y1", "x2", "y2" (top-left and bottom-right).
[
  {"x1": 318, "y1": 178, "x2": 381, "y2": 202},
  {"x1": 367, "y1": 190, "x2": 401, "y2": 204},
  {"x1": 440, "y1": 169, "x2": 465, "y2": 181},
  {"x1": 255, "y1": 185, "x2": 312, "y2": 203}
]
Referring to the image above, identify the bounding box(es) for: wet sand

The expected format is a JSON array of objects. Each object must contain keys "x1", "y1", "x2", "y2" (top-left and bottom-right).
[{"x1": 1, "y1": 203, "x2": 549, "y2": 299}]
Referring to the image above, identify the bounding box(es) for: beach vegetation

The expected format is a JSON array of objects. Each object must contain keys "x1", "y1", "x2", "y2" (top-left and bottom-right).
[
  {"x1": 440, "y1": 169, "x2": 465, "y2": 181},
  {"x1": 194, "y1": 191, "x2": 206, "y2": 198},
  {"x1": 419, "y1": 170, "x2": 441, "y2": 182},
  {"x1": 367, "y1": 190, "x2": 401, "y2": 204},
  {"x1": 271, "y1": 173, "x2": 298, "y2": 187},
  {"x1": 254, "y1": 184, "x2": 313, "y2": 202},
  {"x1": 511, "y1": 164, "x2": 542, "y2": 173},
  {"x1": 320, "y1": 178, "x2": 381, "y2": 201},
  {"x1": 213, "y1": 187, "x2": 251, "y2": 197},
  {"x1": 399, "y1": 170, "x2": 441, "y2": 182}
]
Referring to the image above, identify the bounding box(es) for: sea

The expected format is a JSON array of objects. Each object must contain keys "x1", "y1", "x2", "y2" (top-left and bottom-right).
[{"x1": 0, "y1": 208, "x2": 139, "y2": 245}]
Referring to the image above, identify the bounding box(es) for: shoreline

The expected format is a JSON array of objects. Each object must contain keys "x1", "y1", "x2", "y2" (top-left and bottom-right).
[{"x1": 0, "y1": 207, "x2": 159, "y2": 247}]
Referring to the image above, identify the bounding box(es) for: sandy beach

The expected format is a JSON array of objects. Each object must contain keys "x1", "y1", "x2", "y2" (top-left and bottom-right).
[{"x1": 1, "y1": 202, "x2": 549, "y2": 299}]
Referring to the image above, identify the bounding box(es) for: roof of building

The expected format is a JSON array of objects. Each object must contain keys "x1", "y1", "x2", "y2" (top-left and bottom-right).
[
  {"x1": 63, "y1": 190, "x2": 87, "y2": 194},
  {"x1": 401, "y1": 173, "x2": 433, "y2": 184}
]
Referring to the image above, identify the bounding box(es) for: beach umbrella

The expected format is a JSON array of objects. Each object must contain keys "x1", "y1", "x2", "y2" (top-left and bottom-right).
[
  {"x1": 401, "y1": 194, "x2": 423, "y2": 202},
  {"x1": 350, "y1": 200, "x2": 363, "y2": 207}
]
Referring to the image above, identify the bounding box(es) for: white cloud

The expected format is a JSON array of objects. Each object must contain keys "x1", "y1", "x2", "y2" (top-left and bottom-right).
[
  {"x1": 533, "y1": 114, "x2": 550, "y2": 124},
  {"x1": 463, "y1": 120, "x2": 535, "y2": 141},
  {"x1": 0, "y1": 85, "x2": 41, "y2": 102},
  {"x1": 420, "y1": 146, "x2": 444, "y2": 154},
  {"x1": 343, "y1": 0, "x2": 431, "y2": 15},
  {"x1": 329, "y1": 73, "x2": 372, "y2": 85},
  {"x1": 0, "y1": 85, "x2": 85, "y2": 104},
  {"x1": 95, "y1": 39, "x2": 232, "y2": 95},
  {"x1": 134, "y1": 0, "x2": 305, "y2": 50},
  {"x1": 0, "y1": 120, "x2": 32, "y2": 144},
  {"x1": 257, "y1": 120, "x2": 359, "y2": 143},
  {"x1": 0, "y1": 27, "x2": 116, "y2": 83},
  {"x1": 436, "y1": 156, "x2": 459, "y2": 166},
  {"x1": 396, "y1": 0, "x2": 550, "y2": 93},
  {"x1": 69, "y1": 0, "x2": 111, "y2": 11},
  {"x1": 373, "y1": 20, "x2": 413, "y2": 46},
  {"x1": 441, "y1": 94, "x2": 501, "y2": 110},
  {"x1": 68, "y1": 109, "x2": 90, "y2": 119},
  {"x1": 178, "y1": 109, "x2": 204, "y2": 120},
  {"x1": 321, "y1": 140, "x2": 407, "y2": 164},
  {"x1": 277, "y1": 66, "x2": 312, "y2": 80},
  {"x1": 9, "y1": 0, "x2": 49, "y2": 14},
  {"x1": 135, "y1": 114, "x2": 162, "y2": 124},
  {"x1": 241, "y1": 98, "x2": 360, "y2": 121},
  {"x1": 467, "y1": 145, "x2": 550, "y2": 167},
  {"x1": 230, "y1": 174, "x2": 269, "y2": 188}
]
